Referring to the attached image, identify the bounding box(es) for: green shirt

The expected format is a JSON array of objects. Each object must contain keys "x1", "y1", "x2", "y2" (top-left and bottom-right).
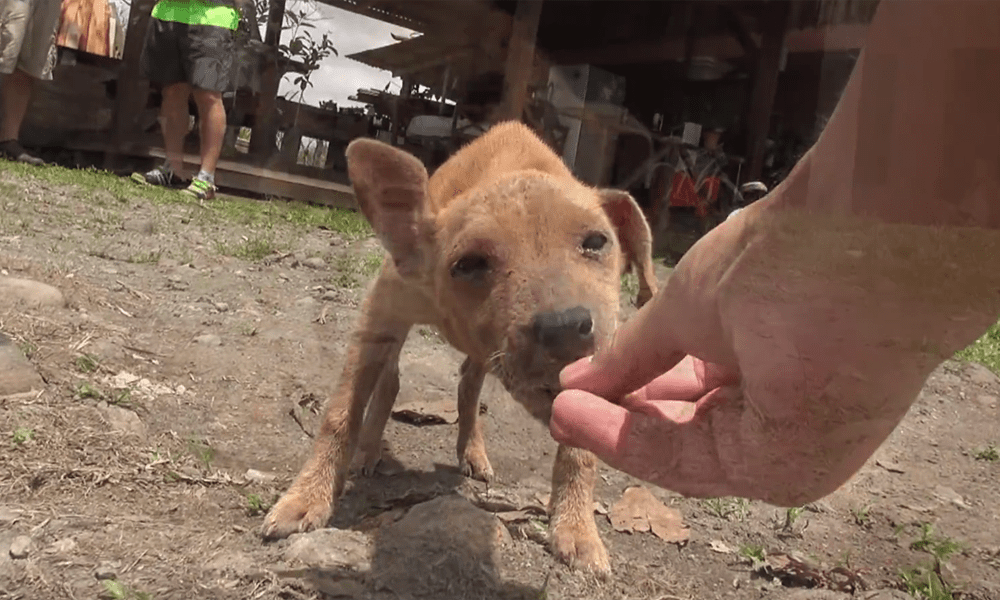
[{"x1": 151, "y1": 0, "x2": 241, "y2": 30}]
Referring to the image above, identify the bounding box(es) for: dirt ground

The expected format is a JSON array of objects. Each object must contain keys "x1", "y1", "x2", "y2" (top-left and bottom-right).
[{"x1": 1, "y1": 162, "x2": 999, "y2": 600}]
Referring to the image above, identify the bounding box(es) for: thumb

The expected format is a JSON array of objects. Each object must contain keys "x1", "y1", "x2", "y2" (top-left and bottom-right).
[{"x1": 560, "y1": 292, "x2": 685, "y2": 402}]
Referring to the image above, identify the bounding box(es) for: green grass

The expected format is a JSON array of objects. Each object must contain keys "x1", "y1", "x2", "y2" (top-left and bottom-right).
[
  {"x1": 955, "y1": 320, "x2": 1000, "y2": 373},
  {"x1": 973, "y1": 444, "x2": 999, "y2": 462},
  {"x1": 909, "y1": 523, "x2": 962, "y2": 562},
  {"x1": 331, "y1": 251, "x2": 385, "y2": 289},
  {"x1": 702, "y1": 497, "x2": 749, "y2": 521},
  {"x1": 12, "y1": 427, "x2": 34, "y2": 445},
  {"x1": 215, "y1": 235, "x2": 283, "y2": 261},
  {"x1": 101, "y1": 579, "x2": 153, "y2": 600},
  {"x1": 75, "y1": 354, "x2": 100, "y2": 374},
  {"x1": 900, "y1": 566, "x2": 953, "y2": 600},
  {"x1": 0, "y1": 160, "x2": 372, "y2": 239}
]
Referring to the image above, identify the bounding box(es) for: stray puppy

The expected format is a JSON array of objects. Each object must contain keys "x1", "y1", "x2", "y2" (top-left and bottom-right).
[{"x1": 262, "y1": 121, "x2": 658, "y2": 575}]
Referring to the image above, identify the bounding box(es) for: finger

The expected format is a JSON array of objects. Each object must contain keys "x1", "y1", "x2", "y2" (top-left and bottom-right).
[
  {"x1": 550, "y1": 388, "x2": 632, "y2": 458},
  {"x1": 560, "y1": 291, "x2": 686, "y2": 402},
  {"x1": 640, "y1": 357, "x2": 741, "y2": 402}
]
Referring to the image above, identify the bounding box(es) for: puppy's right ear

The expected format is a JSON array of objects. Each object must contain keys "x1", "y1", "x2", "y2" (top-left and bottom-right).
[{"x1": 346, "y1": 138, "x2": 433, "y2": 278}]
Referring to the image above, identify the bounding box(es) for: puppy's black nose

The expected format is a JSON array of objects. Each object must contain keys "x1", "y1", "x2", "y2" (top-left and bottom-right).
[{"x1": 531, "y1": 306, "x2": 595, "y2": 361}]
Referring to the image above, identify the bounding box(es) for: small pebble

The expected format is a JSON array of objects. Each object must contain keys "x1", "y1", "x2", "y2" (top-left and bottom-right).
[
  {"x1": 213, "y1": 302, "x2": 230, "y2": 312},
  {"x1": 9, "y1": 535, "x2": 31, "y2": 559},
  {"x1": 94, "y1": 562, "x2": 118, "y2": 580},
  {"x1": 193, "y1": 334, "x2": 222, "y2": 347},
  {"x1": 302, "y1": 257, "x2": 326, "y2": 269}
]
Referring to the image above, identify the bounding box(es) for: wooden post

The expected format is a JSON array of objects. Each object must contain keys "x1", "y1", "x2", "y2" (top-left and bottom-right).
[
  {"x1": 105, "y1": 0, "x2": 155, "y2": 169},
  {"x1": 496, "y1": 0, "x2": 543, "y2": 123},
  {"x1": 744, "y1": 1, "x2": 790, "y2": 182},
  {"x1": 249, "y1": 0, "x2": 286, "y2": 161},
  {"x1": 389, "y1": 78, "x2": 412, "y2": 146}
]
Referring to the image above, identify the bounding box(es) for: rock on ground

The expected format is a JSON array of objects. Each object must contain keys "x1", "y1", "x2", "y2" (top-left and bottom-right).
[
  {"x1": 0, "y1": 332, "x2": 43, "y2": 397},
  {"x1": 370, "y1": 494, "x2": 512, "y2": 598},
  {"x1": 0, "y1": 277, "x2": 65, "y2": 308},
  {"x1": 8, "y1": 536, "x2": 30, "y2": 560}
]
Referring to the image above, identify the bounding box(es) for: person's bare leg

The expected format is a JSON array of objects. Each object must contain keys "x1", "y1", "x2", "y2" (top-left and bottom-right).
[
  {"x1": 0, "y1": 69, "x2": 35, "y2": 142},
  {"x1": 160, "y1": 82, "x2": 192, "y2": 176},
  {"x1": 192, "y1": 88, "x2": 226, "y2": 177}
]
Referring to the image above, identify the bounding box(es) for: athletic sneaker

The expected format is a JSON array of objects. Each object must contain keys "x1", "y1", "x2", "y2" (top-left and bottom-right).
[
  {"x1": 130, "y1": 163, "x2": 183, "y2": 187},
  {"x1": 0, "y1": 140, "x2": 45, "y2": 166},
  {"x1": 181, "y1": 176, "x2": 216, "y2": 200}
]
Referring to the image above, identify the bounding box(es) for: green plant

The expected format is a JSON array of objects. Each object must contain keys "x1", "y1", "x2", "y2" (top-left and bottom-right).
[
  {"x1": 851, "y1": 504, "x2": 872, "y2": 527},
  {"x1": 109, "y1": 388, "x2": 135, "y2": 409},
  {"x1": 782, "y1": 506, "x2": 804, "y2": 531},
  {"x1": 900, "y1": 566, "x2": 953, "y2": 600},
  {"x1": 75, "y1": 381, "x2": 104, "y2": 400},
  {"x1": 12, "y1": 427, "x2": 34, "y2": 445},
  {"x1": 186, "y1": 438, "x2": 215, "y2": 469},
  {"x1": 101, "y1": 579, "x2": 152, "y2": 600},
  {"x1": 910, "y1": 523, "x2": 961, "y2": 562},
  {"x1": 215, "y1": 235, "x2": 281, "y2": 261},
  {"x1": 246, "y1": 493, "x2": 273, "y2": 516},
  {"x1": 973, "y1": 444, "x2": 999, "y2": 462},
  {"x1": 75, "y1": 353, "x2": 100, "y2": 373},
  {"x1": 739, "y1": 544, "x2": 766, "y2": 569},
  {"x1": 702, "y1": 497, "x2": 749, "y2": 521},
  {"x1": 956, "y1": 319, "x2": 1000, "y2": 374},
  {"x1": 17, "y1": 340, "x2": 37, "y2": 359}
]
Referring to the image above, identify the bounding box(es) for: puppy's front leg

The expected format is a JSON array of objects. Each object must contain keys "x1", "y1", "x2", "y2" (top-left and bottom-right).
[
  {"x1": 352, "y1": 338, "x2": 407, "y2": 476},
  {"x1": 549, "y1": 444, "x2": 611, "y2": 576},
  {"x1": 456, "y1": 357, "x2": 493, "y2": 482},
  {"x1": 262, "y1": 302, "x2": 410, "y2": 539}
]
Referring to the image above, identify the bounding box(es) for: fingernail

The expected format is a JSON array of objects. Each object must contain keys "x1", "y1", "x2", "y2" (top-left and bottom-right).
[{"x1": 559, "y1": 356, "x2": 593, "y2": 385}]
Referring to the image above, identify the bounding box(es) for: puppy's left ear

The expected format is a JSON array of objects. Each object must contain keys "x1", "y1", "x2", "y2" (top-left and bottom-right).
[
  {"x1": 599, "y1": 189, "x2": 658, "y2": 307},
  {"x1": 346, "y1": 138, "x2": 434, "y2": 279}
]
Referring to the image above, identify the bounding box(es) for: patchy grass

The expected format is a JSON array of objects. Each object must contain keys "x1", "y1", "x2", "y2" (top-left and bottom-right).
[
  {"x1": 186, "y1": 437, "x2": 215, "y2": 469},
  {"x1": 973, "y1": 444, "x2": 999, "y2": 462},
  {"x1": 245, "y1": 493, "x2": 274, "y2": 517},
  {"x1": 702, "y1": 497, "x2": 749, "y2": 521},
  {"x1": 900, "y1": 566, "x2": 954, "y2": 600},
  {"x1": 74, "y1": 353, "x2": 100, "y2": 374},
  {"x1": 215, "y1": 235, "x2": 283, "y2": 262},
  {"x1": 851, "y1": 504, "x2": 872, "y2": 527},
  {"x1": 12, "y1": 427, "x2": 35, "y2": 445},
  {"x1": 100, "y1": 579, "x2": 153, "y2": 600},
  {"x1": 0, "y1": 160, "x2": 371, "y2": 239},
  {"x1": 331, "y1": 251, "x2": 385, "y2": 289},
  {"x1": 909, "y1": 523, "x2": 962, "y2": 562},
  {"x1": 955, "y1": 320, "x2": 1000, "y2": 374}
]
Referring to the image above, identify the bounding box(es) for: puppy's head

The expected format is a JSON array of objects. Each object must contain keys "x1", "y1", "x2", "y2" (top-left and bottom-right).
[{"x1": 347, "y1": 137, "x2": 656, "y2": 422}]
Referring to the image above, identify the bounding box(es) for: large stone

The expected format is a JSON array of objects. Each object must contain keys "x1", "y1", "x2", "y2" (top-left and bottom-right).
[
  {"x1": 371, "y1": 494, "x2": 512, "y2": 598},
  {"x1": 97, "y1": 403, "x2": 147, "y2": 440},
  {"x1": 284, "y1": 529, "x2": 372, "y2": 573},
  {"x1": 0, "y1": 277, "x2": 65, "y2": 308},
  {"x1": 0, "y1": 332, "x2": 43, "y2": 397}
]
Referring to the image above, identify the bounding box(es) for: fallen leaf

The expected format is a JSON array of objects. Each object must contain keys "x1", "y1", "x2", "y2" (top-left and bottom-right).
[
  {"x1": 610, "y1": 486, "x2": 689, "y2": 543},
  {"x1": 496, "y1": 510, "x2": 532, "y2": 523},
  {"x1": 391, "y1": 399, "x2": 457, "y2": 425},
  {"x1": 709, "y1": 540, "x2": 734, "y2": 554}
]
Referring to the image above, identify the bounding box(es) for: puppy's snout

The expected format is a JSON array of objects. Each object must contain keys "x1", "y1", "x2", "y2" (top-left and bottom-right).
[{"x1": 531, "y1": 306, "x2": 595, "y2": 362}]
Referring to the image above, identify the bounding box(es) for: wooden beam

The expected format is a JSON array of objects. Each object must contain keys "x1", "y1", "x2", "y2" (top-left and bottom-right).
[
  {"x1": 745, "y1": 2, "x2": 791, "y2": 181},
  {"x1": 249, "y1": 0, "x2": 287, "y2": 161},
  {"x1": 721, "y1": 4, "x2": 760, "y2": 61},
  {"x1": 105, "y1": 0, "x2": 155, "y2": 168},
  {"x1": 495, "y1": 0, "x2": 543, "y2": 123},
  {"x1": 548, "y1": 23, "x2": 866, "y2": 67}
]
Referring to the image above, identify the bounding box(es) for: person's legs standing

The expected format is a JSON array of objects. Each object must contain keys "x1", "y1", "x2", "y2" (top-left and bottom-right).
[
  {"x1": 180, "y1": 17, "x2": 236, "y2": 200},
  {"x1": 0, "y1": 0, "x2": 61, "y2": 165},
  {"x1": 161, "y1": 81, "x2": 192, "y2": 175},
  {"x1": 131, "y1": 14, "x2": 189, "y2": 187}
]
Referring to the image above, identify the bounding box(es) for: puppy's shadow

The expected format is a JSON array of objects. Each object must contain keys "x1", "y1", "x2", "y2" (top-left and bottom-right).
[{"x1": 319, "y1": 445, "x2": 542, "y2": 600}]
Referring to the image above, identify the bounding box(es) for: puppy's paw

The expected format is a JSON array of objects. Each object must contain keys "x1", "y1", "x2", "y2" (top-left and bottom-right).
[
  {"x1": 550, "y1": 520, "x2": 611, "y2": 577},
  {"x1": 350, "y1": 445, "x2": 382, "y2": 477},
  {"x1": 260, "y1": 488, "x2": 333, "y2": 540},
  {"x1": 459, "y1": 447, "x2": 495, "y2": 483}
]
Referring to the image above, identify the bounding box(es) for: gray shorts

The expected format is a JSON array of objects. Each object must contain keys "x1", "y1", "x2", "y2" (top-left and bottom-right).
[{"x1": 0, "y1": 0, "x2": 61, "y2": 81}]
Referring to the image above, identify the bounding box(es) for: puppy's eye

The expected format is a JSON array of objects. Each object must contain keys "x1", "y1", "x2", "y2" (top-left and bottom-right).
[
  {"x1": 450, "y1": 254, "x2": 491, "y2": 280},
  {"x1": 581, "y1": 232, "x2": 609, "y2": 252}
]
